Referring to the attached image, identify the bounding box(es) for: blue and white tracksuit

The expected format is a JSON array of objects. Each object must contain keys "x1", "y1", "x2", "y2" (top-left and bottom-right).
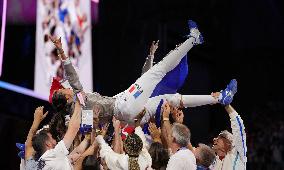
[{"x1": 211, "y1": 111, "x2": 247, "y2": 170}]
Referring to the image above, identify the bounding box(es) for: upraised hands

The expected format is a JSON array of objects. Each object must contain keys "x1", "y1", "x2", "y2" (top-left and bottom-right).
[
  {"x1": 148, "y1": 122, "x2": 161, "y2": 143},
  {"x1": 34, "y1": 106, "x2": 48, "y2": 123},
  {"x1": 100, "y1": 123, "x2": 110, "y2": 137},
  {"x1": 211, "y1": 92, "x2": 220, "y2": 100},
  {"x1": 149, "y1": 40, "x2": 159, "y2": 56},
  {"x1": 49, "y1": 35, "x2": 63, "y2": 50},
  {"x1": 162, "y1": 102, "x2": 171, "y2": 119},
  {"x1": 134, "y1": 108, "x2": 146, "y2": 127},
  {"x1": 49, "y1": 35, "x2": 67, "y2": 60},
  {"x1": 68, "y1": 101, "x2": 82, "y2": 129},
  {"x1": 112, "y1": 116, "x2": 121, "y2": 131},
  {"x1": 93, "y1": 106, "x2": 100, "y2": 125},
  {"x1": 172, "y1": 107, "x2": 184, "y2": 124}
]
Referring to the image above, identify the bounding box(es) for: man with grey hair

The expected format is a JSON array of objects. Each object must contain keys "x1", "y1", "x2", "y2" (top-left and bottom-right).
[
  {"x1": 211, "y1": 104, "x2": 247, "y2": 170},
  {"x1": 193, "y1": 144, "x2": 216, "y2": 170},
  {"x1": 165, "y1": 102, "x2": 196, "y2": 170}
]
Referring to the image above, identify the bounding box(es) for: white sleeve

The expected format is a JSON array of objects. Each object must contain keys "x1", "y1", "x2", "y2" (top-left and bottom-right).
[
  {"x1": 166, "y1": 155, "x2": 192, "y2": 170},
  {"x1": 20, "y1": 159, "x2": 25, "y2": 170},
  {"x1": 96, "y1": 135, "x2": 126, "y2": 169},
  {"x1": 135, "y1": 126, "x2": 152, "y2": 165},
  {"x1": 229, "y1": 111, "x2": 247, "y2": 163},
  {"x1": 54, "y1": 140, "x2": 69, "y2": 156},
  {"x1": 166, "y1": 152, "x2": 196, "y2": 170},
  {"x1": 135, "y1": 126, "x2": 147, "y2": 149}
]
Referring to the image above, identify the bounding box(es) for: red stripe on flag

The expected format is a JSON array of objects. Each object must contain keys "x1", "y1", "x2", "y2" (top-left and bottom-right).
[{"x1": 129, "y1": 85, "x2": 135, "y2": 93}]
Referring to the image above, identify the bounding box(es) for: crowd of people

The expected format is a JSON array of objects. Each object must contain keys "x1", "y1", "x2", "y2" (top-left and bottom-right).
[{"x1": 17, "y1": 20, "x2": 247, "y2": 170}]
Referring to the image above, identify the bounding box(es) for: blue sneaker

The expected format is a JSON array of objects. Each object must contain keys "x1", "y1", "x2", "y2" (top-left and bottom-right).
[
  {"x1": 187, "y1": 20, "x2": 204, "y2": 45},
  {"x1": 219, "y1": 79, "x2": 238, "y2": 105}
]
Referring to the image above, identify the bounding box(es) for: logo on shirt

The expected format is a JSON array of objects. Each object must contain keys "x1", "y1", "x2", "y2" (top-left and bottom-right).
[{"x1": 128, "y1": 83, "x2": 143, "y2": 99}]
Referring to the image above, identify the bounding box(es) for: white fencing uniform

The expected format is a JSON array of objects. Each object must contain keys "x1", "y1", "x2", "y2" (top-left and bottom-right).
[{"x1": 114, "y1": 37, "x2": 197, "y2": 122}]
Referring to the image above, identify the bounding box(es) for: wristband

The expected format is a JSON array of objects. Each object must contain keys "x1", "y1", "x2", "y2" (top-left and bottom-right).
[{"x1": 163, "y1": 117, "x2": 169, "y2": 121}]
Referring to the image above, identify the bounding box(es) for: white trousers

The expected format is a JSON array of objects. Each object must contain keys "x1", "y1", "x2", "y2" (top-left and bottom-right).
[
  {"x1": 114, "y1": 37, "x2": 196, "y2": 122},
  {"x1": 140, "y1": 94, "x2": 218, "y2": 124}
]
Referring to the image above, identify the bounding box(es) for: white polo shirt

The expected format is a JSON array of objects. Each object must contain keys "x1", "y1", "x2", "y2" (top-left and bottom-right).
[
  {"x1": 39, "y1": 140, "x2": 73, "y2": 170},
  {"x1": 166, "y1": 148, "x2": 197, "y2": 170}
]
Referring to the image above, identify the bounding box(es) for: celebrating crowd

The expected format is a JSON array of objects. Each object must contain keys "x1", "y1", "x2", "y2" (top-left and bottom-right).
[{"x1": 17, "y1": 20, "x2": 247, "y2": 170}]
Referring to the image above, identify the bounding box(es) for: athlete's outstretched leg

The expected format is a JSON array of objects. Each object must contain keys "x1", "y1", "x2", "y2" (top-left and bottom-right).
[
  {"x1": 115, "y1": 20, "x2": 204, "y2": 119},
  {"x1": 170, "y1": 94, "x2": 218, "y2": 108},
  {"x1": 141, "y1": 94, "x2": 217, "y2": 124},
  {"x1": 140, "y1": 79, "x2": 238, "y2": 124}
]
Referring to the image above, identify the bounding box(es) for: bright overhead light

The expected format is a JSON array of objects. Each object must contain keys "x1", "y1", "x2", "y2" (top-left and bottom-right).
[
  {"x1": 0, "y1": 0, "x2": 7, "y2": 76},
  {"x1": 91, "y1": 0, "x2": 99, "y2": 3}
]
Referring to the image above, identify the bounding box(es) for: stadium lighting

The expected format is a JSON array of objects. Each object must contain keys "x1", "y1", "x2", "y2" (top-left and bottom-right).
[{"x1": 0, "y1": 0, "x2": 7, "y2": 76}]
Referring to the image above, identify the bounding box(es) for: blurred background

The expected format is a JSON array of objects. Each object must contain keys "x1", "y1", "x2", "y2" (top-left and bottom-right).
[{"x1": 0, "y1": 0, "x2": 284, "y2": 169}]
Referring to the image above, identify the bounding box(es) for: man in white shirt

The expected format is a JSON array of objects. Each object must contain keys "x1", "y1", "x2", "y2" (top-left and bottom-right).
[
  {"x1": 166, "y1": 122, "x2": 197, "y2": 170},
  {"x1": 211, "y1": 104, "x2": 247, "y2": 170},
  {"x1": 32, "y1": 101, "x2": 82, "y2": 170}
]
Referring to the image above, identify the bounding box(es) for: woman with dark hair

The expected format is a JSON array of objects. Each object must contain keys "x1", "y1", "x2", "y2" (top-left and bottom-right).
[
  {"x1": 49, "y1": 111, "x2": 67, "y2": 142},
  {"x1": 48, "y1": 89, "x2": 86, "y2": 155},
  {"x1": 48, "y1": 84, "x2": 75, "y2": 143},
  {"x1": 148, "y1": 142, "x2": 170, "y2": 170},
  {"x1": 51, "y1": 87, "x2": 74, "y2": 115}
]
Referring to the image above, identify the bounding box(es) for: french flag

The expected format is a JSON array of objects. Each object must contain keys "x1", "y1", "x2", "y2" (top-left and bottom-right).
[{"x1": 129, "y1": 84, "x2": 143, "y2": 99}]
